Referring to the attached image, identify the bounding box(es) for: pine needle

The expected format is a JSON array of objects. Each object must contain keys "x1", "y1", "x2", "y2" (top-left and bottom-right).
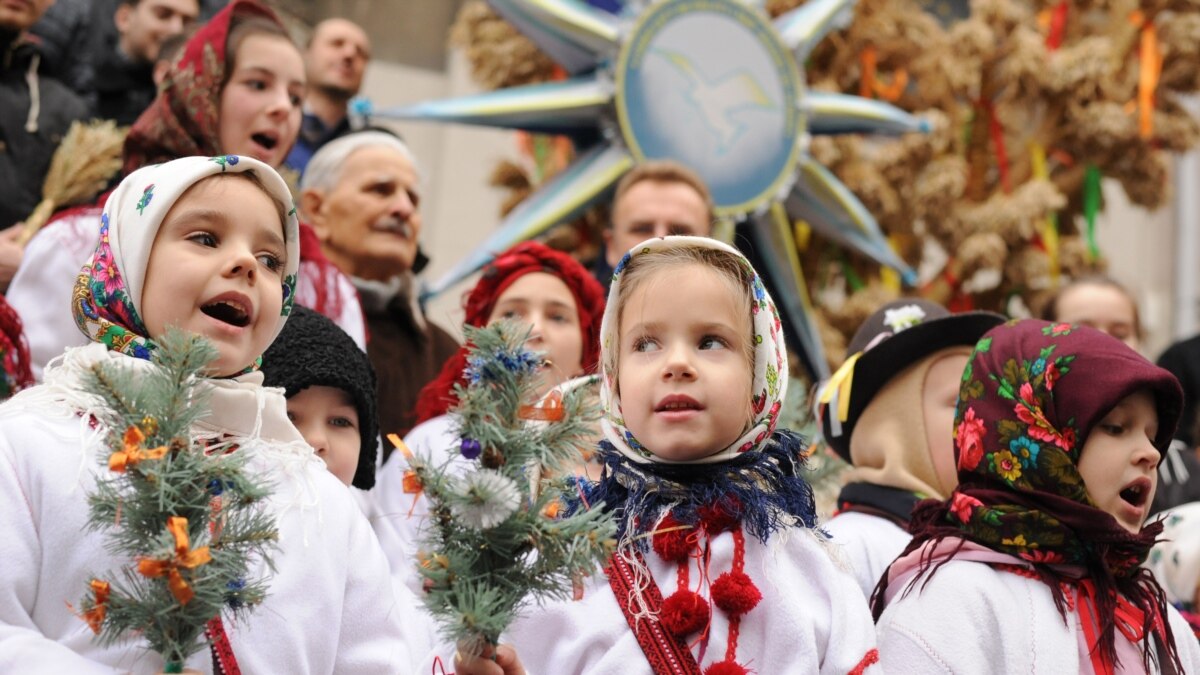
[{"x1": 19, "y1": 119, "x2": 127, "y2": 245}]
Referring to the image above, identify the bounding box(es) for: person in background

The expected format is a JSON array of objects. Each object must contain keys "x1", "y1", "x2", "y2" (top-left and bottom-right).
[
  {"x1": 0, "y1": 0, "x2": 89, "y2": 231},
  {"x1": 817, "y1": 299, "x2": 1004, "y2": 598},
  {"x1": 1040, "y1": 275, "x2": 1141, "y2": 351},
  {"x1": 592, "y1": 160, "x2": 713, "y2": 291},
  {"x1": 285, "y1": 17, "x2": 370, "y2": 174},
  {"x1": 95, "y1": 0, "x2": 199, "y2": 125},
  {"x1": 299, "y1": 130, "x2": 459, "y2": 440}
]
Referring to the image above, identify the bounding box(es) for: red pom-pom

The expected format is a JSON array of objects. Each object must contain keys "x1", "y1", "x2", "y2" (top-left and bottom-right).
[
  {"x1": 652, "y1": 513, "x2": 694, "y2": 562},
  {"x1": 699, "y1": 496, "x2": 741, "y2": 534},
  {"x1": 704, "y1": 661, "x2": 749, "y2": 675},
  {"x1": 711, "y1": 571, "x2": 761, "y2": 616},
  {"x1": 660, "y1": 590, "x2": 710, "y2": 636}
]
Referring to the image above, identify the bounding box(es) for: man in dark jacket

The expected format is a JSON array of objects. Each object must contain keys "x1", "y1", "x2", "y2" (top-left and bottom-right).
[
  {"x1": 0, "y1": 0, "x2": 89, "y2": 230},
  {"x1": 299, "y1": 130, "x2": 459, "y2": 447}
]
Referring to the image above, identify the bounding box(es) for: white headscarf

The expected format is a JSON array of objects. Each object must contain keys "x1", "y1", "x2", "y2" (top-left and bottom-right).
[{"x1": 598, "y1": 236, "x2": 788, "y2": 464}]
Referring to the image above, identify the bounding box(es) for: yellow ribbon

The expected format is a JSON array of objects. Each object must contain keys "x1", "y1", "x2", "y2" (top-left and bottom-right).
[
  {"x1": 817, "y1": 351, "x2": 863, "y2": 429},
  {"x1": 137, "y1": 516, "x2": 211, "y2": 606},
  {"x1": 1029, "y1": 142, "x2": 1060, "y2": 282},
  {"x1": 108, "y1": 425, "x2": 166, "y2": 472}
]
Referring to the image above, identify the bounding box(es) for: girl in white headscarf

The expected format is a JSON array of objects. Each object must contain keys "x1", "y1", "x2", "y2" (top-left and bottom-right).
[
  {"x1": 498, "y1": 237, "x2": 879, "y2": 675},
  {"x1": 0, "y1": 156, "x2": 416, "y2": 673}
]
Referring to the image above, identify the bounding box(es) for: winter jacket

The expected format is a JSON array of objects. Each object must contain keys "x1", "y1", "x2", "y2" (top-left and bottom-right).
[{"x1": 0, "y1": 30, "x2": 88, "y2": 229}]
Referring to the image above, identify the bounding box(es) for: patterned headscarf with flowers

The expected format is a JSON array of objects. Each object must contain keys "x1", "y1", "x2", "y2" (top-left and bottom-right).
[
  {"x1": 876, "y1": 319, "x2": 1183, "y2": 672},
  {"x1": 599, "y1": 236, "x2": 788, "y2": 465},
  {"x1": 122, "y1": 0, "x2": 283, "y2": 174},
  {"x1": 71, "y1": 155, "x2": 300, "y2": 371}
]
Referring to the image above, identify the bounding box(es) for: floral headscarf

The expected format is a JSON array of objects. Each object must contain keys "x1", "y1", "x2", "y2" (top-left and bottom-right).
[
  {"x1": 413, "y1": 241, "x2": 607, "y2": 425},
  {"x1": 123, "y1": 0, "x2": 285, "y2": 174},
  {"x1": 877, "y1": 320, "x2": 1183, "y2": 672},
  {"x1": 72, "y1": 155, "x2": 300, "y2": 370},
  {"x1": 599, "y1": 236, "x2": 788, "y2": 465}
]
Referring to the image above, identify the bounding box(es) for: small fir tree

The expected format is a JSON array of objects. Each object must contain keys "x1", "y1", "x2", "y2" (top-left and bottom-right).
[
  {"x1": 75, "y1": 329, "x2": 278, "y2": 673},
  {"x1": 406, "y1": 321, "x2": 617, "y2": 657}
]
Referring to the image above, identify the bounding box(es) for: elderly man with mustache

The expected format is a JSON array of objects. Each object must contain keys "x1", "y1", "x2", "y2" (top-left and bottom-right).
[{"x1": 300, "y1": 130, "x2": 458, "y2": 446}]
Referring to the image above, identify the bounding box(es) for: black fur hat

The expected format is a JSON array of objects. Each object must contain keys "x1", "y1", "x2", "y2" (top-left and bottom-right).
[{"x1": 261, "y1": 306, "x2": 379, "y2": 489}]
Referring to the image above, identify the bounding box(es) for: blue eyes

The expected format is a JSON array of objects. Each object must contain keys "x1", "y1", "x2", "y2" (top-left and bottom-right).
[{"x1": 632, "y1": 336, "x2": 727, "y2": 352}]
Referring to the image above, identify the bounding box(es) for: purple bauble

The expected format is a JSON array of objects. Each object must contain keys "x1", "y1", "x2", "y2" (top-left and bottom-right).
[{"x1": 460, "y1": 438, "x2": 482, "y2": 460}]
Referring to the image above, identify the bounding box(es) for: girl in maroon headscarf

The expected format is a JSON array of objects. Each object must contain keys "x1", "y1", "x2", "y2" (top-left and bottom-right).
[
  {"x1": 371, "y1": 241, "x2": 605, "y2": 599},
  {"x1": 9, "y1": 0, "x2": 366, "y2": 380},
  {"x1": 872, "y1": 319, "x2": 1200, "y2": 674}
]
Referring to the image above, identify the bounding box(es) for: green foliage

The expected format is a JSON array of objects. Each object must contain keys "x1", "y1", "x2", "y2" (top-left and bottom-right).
[
  {"x1": 409, "y1": 321, "x2": 617, "y2": 657},
  {"x1": 77, "y1": 329, "x2": 278, "y2": 671}
]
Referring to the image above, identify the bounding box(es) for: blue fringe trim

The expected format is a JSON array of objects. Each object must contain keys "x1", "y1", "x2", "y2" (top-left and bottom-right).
[{"x1": 573, "y1": 430, "x2": 820, "y2": 549}]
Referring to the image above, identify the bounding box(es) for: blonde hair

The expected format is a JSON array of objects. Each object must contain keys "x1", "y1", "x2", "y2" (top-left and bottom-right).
[
  {"x1": 607, "y1": 245, "x2": 755, "y2": 379},
  {"x1": 611, "y1": 161, "x2": 715, "y2": 228}
]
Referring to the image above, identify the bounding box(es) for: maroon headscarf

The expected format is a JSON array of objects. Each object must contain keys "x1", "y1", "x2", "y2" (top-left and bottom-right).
[
  {"x1": 413, "y1": 242, "x2": 606, "y2": 425},
  {"x1": 873, "y1": 320, "x2": 1183, "y2": 672}
]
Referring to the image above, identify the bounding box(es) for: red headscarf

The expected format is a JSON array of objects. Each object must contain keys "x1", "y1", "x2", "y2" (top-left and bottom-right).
[
  {"x1": 413, "y1": 242, "x2": 606, "y2": 425},
  {"x1": 121, "y1": 0, "x2": 345, "y2": 319}
]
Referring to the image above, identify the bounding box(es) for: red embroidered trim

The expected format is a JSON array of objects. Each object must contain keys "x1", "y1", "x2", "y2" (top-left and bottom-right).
[
  {"x1": 848, "y1": 648, "x2": 879, "y2": 675},
  {"x1": 206, "y1": 616, "x2": 241, "y2": 675},
  {"x1": 607, "y1": 553, "x2": 702, "y2": 675}
]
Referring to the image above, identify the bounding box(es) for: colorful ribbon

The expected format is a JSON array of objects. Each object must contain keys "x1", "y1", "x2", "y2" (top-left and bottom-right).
[
  {"x1": 1083, "y1": 165, "x2": 1102, "y2": 261},
  {"x1": 137, "y1": 516, "x2": 211, "y2": 606},
  {"x1": 518, "y1": 390, "x2": 566, "y2": 422},
  {"x1": 1130, "y1": 11, "x2": 1162, "y2": 140},
  {"x1": 817, "y1": 351, "x2": 864, "y2": 438},
  {"x1": 1029, "y1": 142, "x2": 1060, "y2": 281},
  {"x1": 109, "y1": 425, "x2": 167, "y2": 472},
  {"x1": 82, "y1": 579, "x2": 110, "y2": 633}
]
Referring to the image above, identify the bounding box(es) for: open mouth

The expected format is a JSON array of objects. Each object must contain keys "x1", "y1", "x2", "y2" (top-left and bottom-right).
[
  {"x1": 250, "y1": 132, "x2": 278, "y2": 150},
  {"x1": 201, "y1": 299, "x2": 251, "y2": 328},
  {"x1": 655, "y1": 395, "x2": 703, "y2": 413},
  {"x1": 1119, "y1": 478, "x2": 1151, "y2": 509}
]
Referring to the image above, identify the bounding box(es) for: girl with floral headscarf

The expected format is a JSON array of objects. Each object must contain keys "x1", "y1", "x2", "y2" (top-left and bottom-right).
[
  {"x1": 9, "y1": 0, "x2": 366, "y2": 382},
  {"x1": 486, "y1": 237, "x2": 879, "y2": 674},
  {"x1": 0, "y1": 156, "x2": 421, "y2": 672},
  {"x1": 873, "y1": 320, "x2": 1200, "y2": 674}
]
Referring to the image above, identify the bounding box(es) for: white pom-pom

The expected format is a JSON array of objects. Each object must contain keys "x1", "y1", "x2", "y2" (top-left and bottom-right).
[{"x1": 450, "y1": 470, "x2": 522, "y2": 530}]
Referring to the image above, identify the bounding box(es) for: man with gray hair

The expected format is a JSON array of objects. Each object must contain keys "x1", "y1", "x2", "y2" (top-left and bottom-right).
[{"x1": 300, "y1": 130, "x2": 458, "y2": 443}]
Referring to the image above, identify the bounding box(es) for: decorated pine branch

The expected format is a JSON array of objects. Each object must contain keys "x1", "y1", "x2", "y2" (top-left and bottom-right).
[
  {"x1": 76, "y1": 329, "x2": 277, "y2": 673},
  {"x1": 406, "y1": 321, "x2": 616, "y2": 657}
]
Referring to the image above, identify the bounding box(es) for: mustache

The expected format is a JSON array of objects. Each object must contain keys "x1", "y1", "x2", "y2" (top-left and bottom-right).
[{"x1": 374, "y1": 216, "x2": 414, "y2": 239}]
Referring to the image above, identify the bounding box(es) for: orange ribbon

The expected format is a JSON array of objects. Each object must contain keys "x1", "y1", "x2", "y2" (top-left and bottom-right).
[
  {"x1": 137, "y1": 516, "x2": 211, "y2": 606},
  {"x1": 1128, "y1": 11, "x2": 1162, "y2": 140},
  {"x1": 109, "y1": 425, "x2": 166, "y2": 472},
  {"x1": 82, "y1": 579, "x2": 109, "y2": 633},
  {"x1": 518, "y1": 390, "x2": 565, "y2": 422},
  {"x1": 858, "y1": 45, "x2": 908, "y2": 102}
]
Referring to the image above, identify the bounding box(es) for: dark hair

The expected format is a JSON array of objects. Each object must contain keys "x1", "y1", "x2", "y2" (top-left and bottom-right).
[
  {"x1": 221, "y1": 14, "x2": 293, "y2": 90},
  {"x1": 1039, "y1": 275, "x2": 1142, "y2": 340}
]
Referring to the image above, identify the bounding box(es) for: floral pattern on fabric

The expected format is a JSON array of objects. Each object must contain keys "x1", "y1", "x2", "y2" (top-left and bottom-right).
[
  {"x1": 122, "y1": 1, "x2": 282, "y2": 174},
  {"x1": 71, "y1": 156, "x2": 301, "y2": 370},
  {"x1": 72, "y1": 215, "x2": 154, "y2": 360},
  {"x1": 598, "y1": 237, "x2": 788, "y2": 465},
  {"x1": 943, "y1": 319, "x2": 1181, "y2": 573}
]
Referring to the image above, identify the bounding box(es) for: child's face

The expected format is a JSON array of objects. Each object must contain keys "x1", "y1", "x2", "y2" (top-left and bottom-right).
[
  {"x1": 924, "y1": 351, "x2": 969, "y2": 492},
  {"x1": 487, "y1": 272, "x2": 584, "y2": 397},
  {"x1": 141, "y1": 176, "x2": 286, "y2": 377},
  {"x1": 617, "y1": 264, "x2": 752, "y2": 462},
  {"x1": 286, "y1": 385, "x2": 361, "y2": 486},
  {"x1": 218, "y1": 34, "x2": 304, "y2": 169},
  {"x1": 1077, "y1": 390, "x2": 1161, "y2": 533},
  {"x1": 1055, "y1": 283, "x2": 1139, "y2": 350}
]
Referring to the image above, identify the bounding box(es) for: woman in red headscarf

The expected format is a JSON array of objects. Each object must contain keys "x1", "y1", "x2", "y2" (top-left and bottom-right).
[
  {"x1": 370, "y1": 241, "x2": 605, "y2": 599},
  {"x1": 8, "y1": 0, "x2": 366, "y2": 380}
]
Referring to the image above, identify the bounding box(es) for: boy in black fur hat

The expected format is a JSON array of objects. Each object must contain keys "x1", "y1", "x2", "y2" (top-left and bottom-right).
[{"x1": 262, "y1": 306, "x2": 379, "y2": 490}]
